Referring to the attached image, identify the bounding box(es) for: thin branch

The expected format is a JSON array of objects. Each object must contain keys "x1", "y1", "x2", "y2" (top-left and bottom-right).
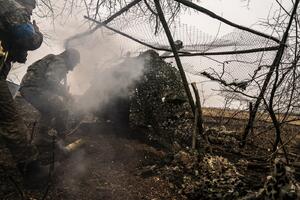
[
  {"x1": 65, "y1": 0, "x2": 142, "y2": 47},
  {"x1": 174, "y1": 0, "x2": 280, "y2": 44},
  {"x1": 154, "y1": 0, "x2": 195, "y2": 112},
  {"x1": 241, "y1": 0, "x2": 300, "y2": 147},
  {"x1": 160, "y1": 46, "x2": 280, "y2": 58},
  {"x1": 84, "y1": 16, "x2": 191, "y2": 54}
]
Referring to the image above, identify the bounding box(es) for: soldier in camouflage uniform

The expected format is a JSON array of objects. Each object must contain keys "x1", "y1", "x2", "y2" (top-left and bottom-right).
[
  {"x1": 19, "y1": 49, "x2": 80, "y2": 148},
  {"x1": 0, "y1": 0, "x2": 45, "y2": 195},
  {"x1": 0, "y1": 0, "x2": 43, "y2": 79}
]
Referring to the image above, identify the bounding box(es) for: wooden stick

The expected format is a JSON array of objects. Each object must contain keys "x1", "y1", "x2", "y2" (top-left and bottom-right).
[
  {"x1": 84, "y1": 16, "x2": 191, "y2": 55},
  {"x1": 96, "y1": 0, "x2": 142, "y2": 26},
  {"x1": 249, "y1": 102, "x2": 254, "y2": 136},
  {"x1": 160, "y1": 46, "x2": 280, "y2": 58},
  {"x1": 154, "y1": 0, "x2": 195, "y2": 112},
  {"x1": 86, "y1": 16, "x2": 278, "y2": 58},
  {"x1": 174, "y1": 0, "x2": 280, "y2": 44},
  {"x1": 192, "y1": 109, "x2": 199, "y2": 149},
  {"x1": 191, "y1": 82, "x2": 204, "y2": 135},
  {"x1": 191, "y1": 82, "x2": 211, "y2": 151}
]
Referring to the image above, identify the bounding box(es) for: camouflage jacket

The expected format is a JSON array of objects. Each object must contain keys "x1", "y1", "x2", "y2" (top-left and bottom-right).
[
  {"x1": 0, "y1": 61, "x2": 11, "y2": 80},
  {"x1": 20, "y1": 54, "x2": 69, "y2": 97},
  {"x1": 0, "y1": 0, "x2": 43, "y2": 52}
]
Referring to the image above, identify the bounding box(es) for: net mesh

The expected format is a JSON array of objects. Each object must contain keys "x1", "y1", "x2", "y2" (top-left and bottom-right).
[{"x1": 103, "y1": 12, "x2": 278, "y2": 91}]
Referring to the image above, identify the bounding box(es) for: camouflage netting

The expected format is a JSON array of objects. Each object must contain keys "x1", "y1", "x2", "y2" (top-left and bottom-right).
[
  {"x1": 242, "y1": 159, "x2": 300, "y2": 200},
  {"x1": 159, "y1": 151, "x2": 243, "y2": 200},
  {"x1": 129, "y1": 50, "x2": 194, "y2": 149}
]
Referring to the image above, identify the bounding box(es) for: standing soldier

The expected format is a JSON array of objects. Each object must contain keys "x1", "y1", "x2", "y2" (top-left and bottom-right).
[{"x1": 0, "y1": 0, "x2": 48, "y2": 195}]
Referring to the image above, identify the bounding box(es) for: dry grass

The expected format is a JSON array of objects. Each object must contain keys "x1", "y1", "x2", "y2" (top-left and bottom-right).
[{"x1": 202, "y1": 107, "x2": 300, "y2": 126}]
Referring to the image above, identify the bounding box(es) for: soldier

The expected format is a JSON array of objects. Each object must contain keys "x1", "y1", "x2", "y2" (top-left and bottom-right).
[
  {"x1": 19, "y1": 49, "x2": 80, "y2": 149},
  {"x1": 0, "y1": 0, "x2": 47, "y2": 194},
  {"x1": 0, "y1": 0, "x2": 43, "y2": 79}
]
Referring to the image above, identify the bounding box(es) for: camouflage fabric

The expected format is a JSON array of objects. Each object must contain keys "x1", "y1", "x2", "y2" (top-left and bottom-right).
[
  {"x1": 129, "y1": 50, "x2": 194, "y2": 149},
  {"x1": 20, "y1": 87, "x2": 68, "y2": 143},
  {"x1": 0, "y1": 1, "x2": 41, "y2": 193},
  {"x1": 0, "y1": 80, "x2": 38, "y2": 163},
  {"x1": 0, "y1": 0, "x2": 29, "y2": 27},
  {"x1": 14, "y1": 92, "x2": 40, "y2": 141},
  {"x1": 20, "y1": 54, "x2": 70, "y2": 145},
  {"x1": 0, "y1": 142, "x2": 24, "y2": 198},
  {"x1": 0, "y1": 60, "x2": 12, "y2": 80},
  {"x1": 0, "y1": 0, "x2": 43, "y2": 52},
  {"x1": 20, "y1": 54, "x2": 68, "y2": 95}
]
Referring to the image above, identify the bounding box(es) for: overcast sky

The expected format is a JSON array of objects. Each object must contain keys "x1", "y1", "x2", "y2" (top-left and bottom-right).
[{"x1": 24, "y1": 0, "x2": 281, "y2": 65}]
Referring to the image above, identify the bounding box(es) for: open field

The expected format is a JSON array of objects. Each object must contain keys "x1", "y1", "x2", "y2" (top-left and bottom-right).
[{"x1": 202, "y1": 107, "x2": 300, "y2": 126}]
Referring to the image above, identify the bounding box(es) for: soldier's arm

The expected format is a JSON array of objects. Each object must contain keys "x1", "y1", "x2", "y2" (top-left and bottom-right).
[
  {"x1": 0, "y1": 0, "x2": 43, "y2": 50},
  {"x1": 45, "y1": 59, "x2": 70, "y2": 97}
]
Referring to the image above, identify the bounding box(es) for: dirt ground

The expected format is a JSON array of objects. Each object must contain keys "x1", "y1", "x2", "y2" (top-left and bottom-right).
[
  {"x1": 4, "y1": 115, "x2": 299, "y2": 200},
  {"x1": 23, "y1": 121, "x2": 177, "y2": 200}
]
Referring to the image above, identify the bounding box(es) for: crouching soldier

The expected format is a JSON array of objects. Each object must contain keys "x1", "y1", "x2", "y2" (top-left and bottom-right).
[{"x1": 19, "y1": 49, "x2": 80, "y2": 150}]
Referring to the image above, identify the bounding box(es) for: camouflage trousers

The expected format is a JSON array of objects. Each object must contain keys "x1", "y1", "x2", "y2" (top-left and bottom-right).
[
  {"x1": 0, "y1": 143, "x2": 25, "y2": 199},
  {"x1": 20, "y1": 87, "x2": 68, "y2": 146},
  {"x1": 0, "y1": 80, "x2": 38, "y2": 196},
  {"x1": 0, "y1": 80, "x2": 38, "y2": 163}
]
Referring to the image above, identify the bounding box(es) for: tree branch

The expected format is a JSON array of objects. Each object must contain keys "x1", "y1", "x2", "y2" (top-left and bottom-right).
[
  {"x1": 65, "y1": 0, "x2": 142, "y2": 47},
  {"x1": 174, "y1": 0, "x2": 280, "y2": 44},
  {"x1": 241, "y1": 0, "x2": 300, "y2": 147},
  {"x1": 160, "y1": 46, "x2": 280, "y2": 58}
]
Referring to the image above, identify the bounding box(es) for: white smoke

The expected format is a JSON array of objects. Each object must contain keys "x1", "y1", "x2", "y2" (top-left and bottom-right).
[
  {"x1": 62, "y1": 23, "x2": 145, "y2": 113},
  {"x1": 76, "y1": 57, "x2": 144, "y2": 112}
]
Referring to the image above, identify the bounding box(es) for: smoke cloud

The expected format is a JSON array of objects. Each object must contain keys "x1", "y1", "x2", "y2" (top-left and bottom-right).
[{"x1": 64, "y1": 25, "x2": 145, "y2": 113}]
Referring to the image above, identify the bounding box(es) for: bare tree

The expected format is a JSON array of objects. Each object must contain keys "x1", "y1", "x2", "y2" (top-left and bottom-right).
[
  {"x1": 242, "y1": 0, "x2": 300, "y2": 155},
  {"x1": 195, "y1": 0, "x2": 300, "y2": 159}
]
